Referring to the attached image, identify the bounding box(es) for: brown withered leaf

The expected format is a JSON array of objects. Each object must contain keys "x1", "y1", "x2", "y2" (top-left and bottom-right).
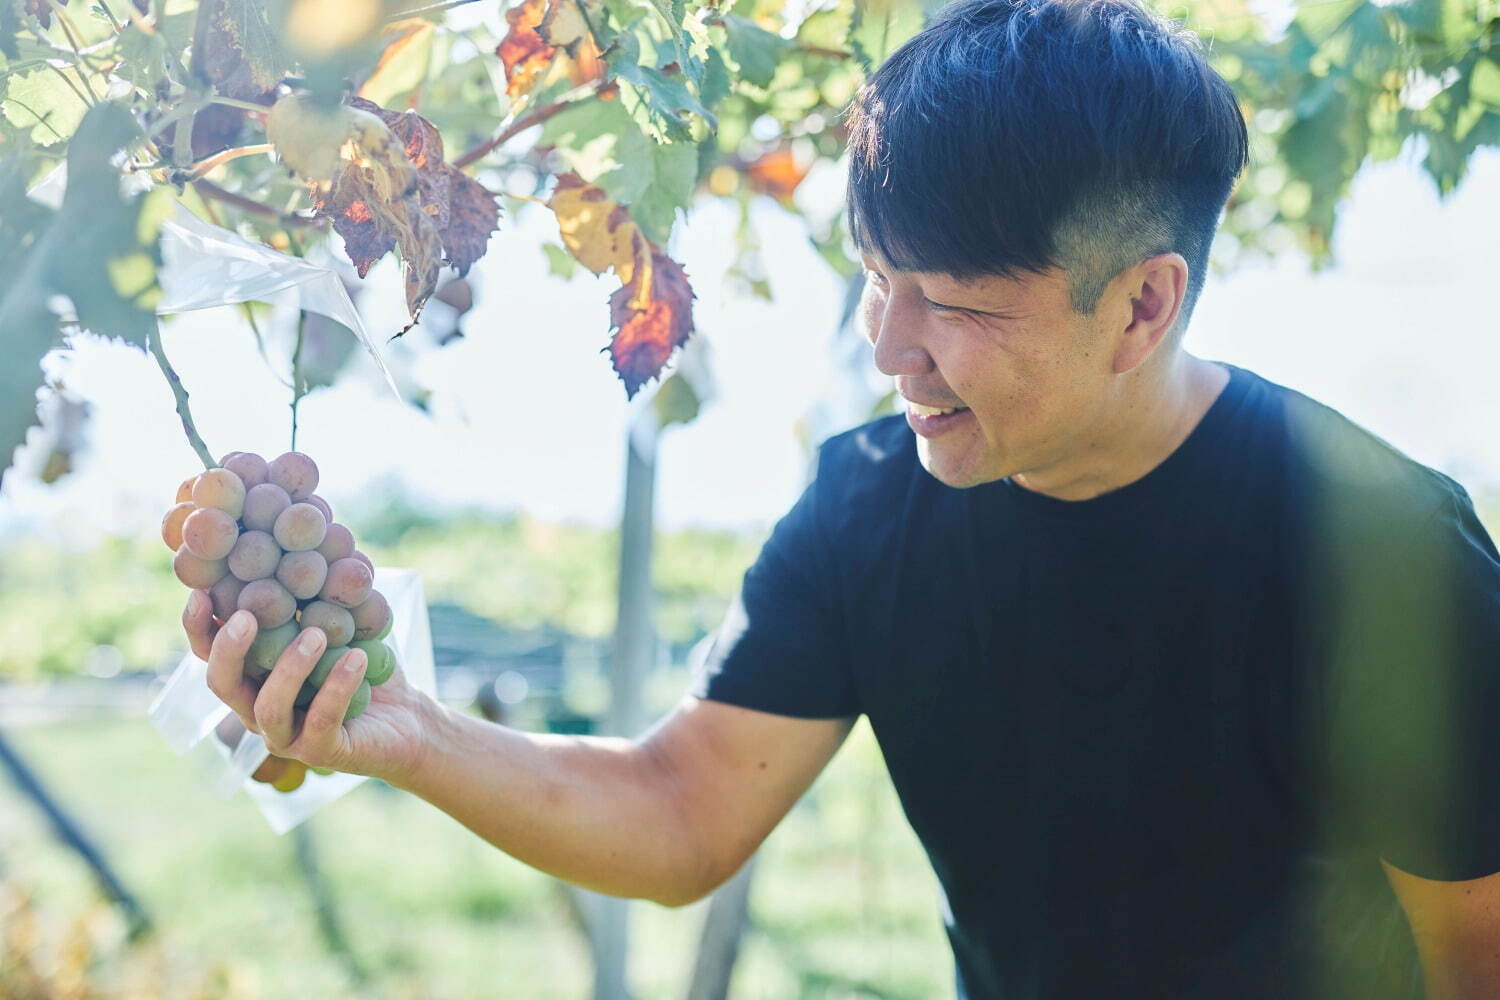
[
  {"x1": 189, "y1": 0, "x2": 288, "y2": 102},
  {"x1": 606, "y1": 246, "x2": 696, "y2": 399},
  {"x1": 24, "y1": 0, "x2": 50, "y2": 29},
  {"x1": 538, "y1": 0, "x2": 607, "y2": 78},
  {"x1": 745, "y1": 147, "x2": 811, "y2": 204},
  {"x1": 498, "y1": 0, "x2": 557, "y2": 99},
  {"x1": 346, "y1": 96, "x2": 500, "y2": 277}
]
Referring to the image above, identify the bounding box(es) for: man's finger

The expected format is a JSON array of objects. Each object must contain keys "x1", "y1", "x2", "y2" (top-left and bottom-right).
[
  {"x1": 296, "y1": 648, "x2": 366, "y2": 765},
  {"x1": 182, "y1": 589, "x2": 217, "y2": 662},
  {"x1": 256, "y1": 626, "x2": 327, "y2": 753},
  {"x1": 206, "y1": 609, "x2": 262, "y2": 733}
]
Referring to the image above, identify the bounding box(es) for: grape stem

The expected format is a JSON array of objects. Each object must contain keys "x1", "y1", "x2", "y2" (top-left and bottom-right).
[
  {"x1": 452, "y1": 79, "x2": 611, "y2": 169},
  {"x1": 147, "y1": 325, "x2": 216, "y2": 470},
  {"x1": 191, "y1": 179, "x2": 326, "y2": 228},
  {"x1": 290, "y1": 249, "x2": 309, "y2": 451}
]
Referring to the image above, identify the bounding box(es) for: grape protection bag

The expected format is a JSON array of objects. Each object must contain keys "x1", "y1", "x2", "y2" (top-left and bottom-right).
[{"x1": 148, "y1": 567, "x2": 436, "y2": 833}]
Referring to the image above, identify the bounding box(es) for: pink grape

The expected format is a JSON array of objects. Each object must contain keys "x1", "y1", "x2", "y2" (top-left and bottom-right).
[
  {"x1": 191, "y1": 468, "x2": 246, "y2": 519},
  {"x1": 305, "y1": 494, "x2": 332, "y2": 522},
  {"x1": 300, "y1": 600, "x2": 355, "y2": 647},
  {"x1": 182, "y1": 507, "x2": 239, "y2": 561},
  {"x1": 268, "y1": 452, "x2": 319, "y2": 501},
  {"x1": 227, "y1": 530, "x2": 281, "y2": 582},
  {"x1": 273, "y1": 502, "x2": 327, "y2": 552},
  {"x1": 351, "y1": 550, "x2": 374, "y2": 573},
  {"x1": 319, "y1": 556, "x2": 373, "y2": 608},
  {"x1": 209, "y1": 574, "x2": 246, "y2": 621},
  {"x1": 218, "y1": 451, "x2": 243, "y2": 464},
  {"x1": 222, "y1": 452, "x2": 269, "y2": 490},
  {"x1": 174, "y1": 546, "x2": 229, "y2": 589},
  {"x1": 316, "y1": 523, "x2": 355, "y2": 562},
  {"x1": 162, "y1": 501, "x2": 194, "y2": 551},
  {"x1": 238, "y1": 578, "x2": 296, "y2": 629},
  {"x1": 174, "y1": 476, "x2": 197, "y2": 503},
  {"x1": 276, "y1": 549, "x2": 328, "y2": 600},
  {"x1": 242, "y1": 483, "x2": 291, "y2": 533},
  {"x1": 350, "y1": 589, "x2": 391, "y2": 641}
]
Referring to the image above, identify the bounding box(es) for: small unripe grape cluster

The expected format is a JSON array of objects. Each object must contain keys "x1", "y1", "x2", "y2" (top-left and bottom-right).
[{"x1": 165, "y1": 450, "x2": 399, "y2": 762}]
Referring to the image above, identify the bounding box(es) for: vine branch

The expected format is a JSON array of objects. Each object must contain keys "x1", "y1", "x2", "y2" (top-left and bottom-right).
[
  {"x1": 147, "y1": 325, "x2": 216, "y2": 470},
  {"x1": 192, "y1": 179, "x2": 327, "y2": 228},
  {"x1": 453, "y1": 80, "x2": 612, "y2": 169}
]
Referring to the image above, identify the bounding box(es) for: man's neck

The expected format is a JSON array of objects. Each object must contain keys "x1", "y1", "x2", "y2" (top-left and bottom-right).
[{"x1": 1010, "y1": 353, "x2": 1230, "y2": 502}]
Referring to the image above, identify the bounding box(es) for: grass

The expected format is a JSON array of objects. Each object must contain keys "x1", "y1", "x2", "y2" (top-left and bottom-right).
[{"x1": 0, "y1": 685, "x2": 954, "y2": 999}]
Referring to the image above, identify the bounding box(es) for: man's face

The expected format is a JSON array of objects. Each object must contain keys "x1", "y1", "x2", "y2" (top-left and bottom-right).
[{"x1": 858, "y1": 247, "x2": 1118, "y2": 490}]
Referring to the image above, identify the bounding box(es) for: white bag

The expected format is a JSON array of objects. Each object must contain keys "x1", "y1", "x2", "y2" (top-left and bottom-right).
[{"x1": 147, "y1": 568, "x2": 437, "y2": 834}]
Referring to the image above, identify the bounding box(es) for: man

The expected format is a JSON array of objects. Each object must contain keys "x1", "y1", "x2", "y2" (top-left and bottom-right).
[{"x1": 186, "y1": 0, "x2": 1500, "y2": 996}]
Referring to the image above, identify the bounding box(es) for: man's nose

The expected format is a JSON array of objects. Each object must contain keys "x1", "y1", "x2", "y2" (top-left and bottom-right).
[{"x1": 868, "y1": 290, "x2": 935, "y2": 378}]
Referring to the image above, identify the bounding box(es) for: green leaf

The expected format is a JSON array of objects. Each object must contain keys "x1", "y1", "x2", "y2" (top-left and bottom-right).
[
  {"x1": 540, "y1": 96, "x2": 699, "y2": 245},
  {"x1": 116, "y1": 22, "x2": 171, "y2": 96},
  {"x1": 1, "y1": 0, "x2": 21, "y2": 62},
  {"x1": 652, "y1": 371, "x2": 700, "y2": 428},
  {"x1": 721, "y1": 14, "x2": 790, "y2": 89},
  {"x1": 1, "y1": 66, "x2": 91, "y2": 145},
  {"x1": 542, "y1": 240, "x2": 577, "y2": 278},
  {"x1": 189, "y1": 0, "x2": 290, "y2": 100},
  {"x1": 1471, "y1": 56, "x2": 1500, "y2": 109},
  {"x1": 849, "y1": 0, "x2": 926, "y2": 75},
  {"x1": 0, "y1": 102, "x2": 171, "y2": 485}
]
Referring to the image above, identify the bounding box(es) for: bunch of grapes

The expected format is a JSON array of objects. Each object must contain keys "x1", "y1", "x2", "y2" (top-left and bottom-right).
[{"x1": 164, "y1": 450, "x2": 400, "y2": 790}]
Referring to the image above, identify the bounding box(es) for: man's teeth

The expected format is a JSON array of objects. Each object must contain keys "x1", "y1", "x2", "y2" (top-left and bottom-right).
[{"x1": 909, "y1": 403, "x2": 967, "y2": 417}]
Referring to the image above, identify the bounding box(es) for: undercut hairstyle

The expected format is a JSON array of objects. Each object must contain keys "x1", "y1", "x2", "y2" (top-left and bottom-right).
[{"x1": 842, "y1": 0, "x2": 1250, "y2": 334}]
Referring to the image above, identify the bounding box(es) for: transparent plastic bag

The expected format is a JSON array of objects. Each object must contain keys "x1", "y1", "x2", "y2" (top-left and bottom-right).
[{"x1": 148, "y1": 568, "x2": 436, "y2": 834}]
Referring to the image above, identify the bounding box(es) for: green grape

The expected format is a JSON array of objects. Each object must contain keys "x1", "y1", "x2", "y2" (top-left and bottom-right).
[
  {"x1": 227, "y1": 530, "x2": 281, "y2": 581},
  {"x1": 345, "y1": 680, "x2": 371, "y2": 721},
  {"x1": 242, "y1": 482, "x2": 291, "y2": 533},
  {"x1": 238, "y1": 578, "x2": 296, "y2": 629},
  {"x1": 350, "y1": 639, "x2": 394, "y2": 685},
  {"x1": 273, "y1": 502, "x2": 327, "y2": 552},
  {"x1": 245, "y1": 620, "x2": 298, "y2": 678},
  {"x1": 311, "y1": 766, "x2": 336, "y2": 776},
  {"x1": 182, "y1": 507, "x2": 239, "y2": 560},
  {"x1": 276, "y1": 549, "x2": 328, "y2": 600},
  {"x1": 319, "y1": 556, "x2": 373, "y2": 608},
  {"x1": 174, "y1": 546, "x2": 229, "y2": 588},
  {"x1": 268, "y1": 451, "x2": 319, "y2": 501},
  {"x1": 191, "y1": 468, "x2": 246, "y2": 519},
  {"x1": 222, "y1": 452, "x2": 269, "y2": 490}
]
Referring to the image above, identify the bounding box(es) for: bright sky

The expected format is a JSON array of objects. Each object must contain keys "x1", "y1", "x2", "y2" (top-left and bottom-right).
[{"x1": 1, "y1": 37, "x2": 1497, "y2": 545}]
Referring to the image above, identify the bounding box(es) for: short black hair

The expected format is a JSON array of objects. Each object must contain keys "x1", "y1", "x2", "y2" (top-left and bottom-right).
[{"x1": 843, "y1": 0, "x2": 1249, "y2": 331}]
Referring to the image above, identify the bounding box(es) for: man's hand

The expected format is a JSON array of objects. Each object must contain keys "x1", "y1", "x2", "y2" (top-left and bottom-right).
[{"x1": 182, "y1": 589, "x2": 439, "y2": 788}]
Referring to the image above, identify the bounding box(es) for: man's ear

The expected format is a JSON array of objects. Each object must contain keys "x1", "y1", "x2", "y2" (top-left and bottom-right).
[{"x1": 1110, "y1": 253, "x2": 1189, "y2": 374}]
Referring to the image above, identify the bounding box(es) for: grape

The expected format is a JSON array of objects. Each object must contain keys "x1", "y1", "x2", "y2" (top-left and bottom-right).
[
  {"x1": 209, "y1": 573, "x2": 246, "y2": 621},
  {"x1": 350, "y1": 639, "x2": 394, "y2": 685},
  {"x1": 345, "y1": 680, "x2": 372, "y2": 721},
  {"x1": 268, "y1": 452, "x2": 318, "y2": 501},
  {"x1": 272, "y1": 760, "x2": 308, "y2": 793},
  {"x1": 242, "y1": 482, "x2": 292, "y2": 533},
  {"x1": 251, "y1": 755, "x2": 289, "y2": 783},
  {"x1": 305, "y1": 494, "x2": 333, "y2": 522},
  {"x1": 350, "y1": 550, "x2": 374, "y2": 573},
  {"x1": 218, "y1": 451, "x2": 243, "y2": 464},
  {"x1": 300, "y1": 600, "x2": 355, "y2": 647},
  {"x1": 222, "y1": 452, "x2": 269, "y2": 490},
  {"x1": 161, "y1": 501, "x2": 195, "y2": 551},
  {"x1": 182, "y1": 507, "x2": 239, "y2": 560},
  {"x1": 276, "y1": 549, "x2": 328, "y2": 600},
  {"x1": 316, "y1": 523, "x2": 355, "y2": 562},
  {"x1": 238, "y1": 578, "x2": 296, "y2": 629},
  {"x1": 191, "y1": 468, "x2": 246, "y2": 519},
  {"x1": 273, "y1": 502, "x2": 327, "y2": 552},
  {"x1": 311, "y1": 766, "x2": 336, "y2": 776},
  {"x1": 175, "y1": 475, "x2": 197, "y2": 503},
  {"x1": 350, "y1": 589, "x2": 391, "y2": 641},
  {"x1": 227, "y1": 530, "x2": 281, "y2": 582},
  {"x1": 245, "y1": 620, "x2": 298, "y2": 678},
  {"x1": 320, "y1": 556, "x2": 373, "y2": 608},
  {"x1": 174, "y1": 546, "x2": 229, "y2": 588}
]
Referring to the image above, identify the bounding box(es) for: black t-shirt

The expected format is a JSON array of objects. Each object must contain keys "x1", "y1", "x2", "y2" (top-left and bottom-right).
[{"x1": 689, "y1": 361, "x2": 1500, "y2": 999}]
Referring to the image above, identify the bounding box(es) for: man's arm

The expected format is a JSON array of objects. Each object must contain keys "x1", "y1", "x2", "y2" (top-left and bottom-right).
[
  {"x1": 399, "y1": 692, "x2": 855, "y2": 908},
  {"x1": 1383, "y1": 859, "x2": 1500, "y2": 999}
]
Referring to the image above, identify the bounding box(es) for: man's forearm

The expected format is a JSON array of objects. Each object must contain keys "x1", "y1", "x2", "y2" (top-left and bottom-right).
[{"x1": 391, "y1": 699, "x2": 708, "y2": 907}]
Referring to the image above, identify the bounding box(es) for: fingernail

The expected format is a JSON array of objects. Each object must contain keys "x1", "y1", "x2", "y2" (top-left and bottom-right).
[
  {"x1": 227, "y1": 612, "x2": 251, "y2": 640},
  {"x1": 299, "y1": 628, "x2": 325, "y2": 654},
  {"x1": 342, "y1": 650, "x2": 366, "y2": 675}
]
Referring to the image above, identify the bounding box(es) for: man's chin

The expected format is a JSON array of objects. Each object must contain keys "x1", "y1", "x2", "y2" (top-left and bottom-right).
[{"x1": 915, "y1": 441, "x2": 1004, "y2": 490}]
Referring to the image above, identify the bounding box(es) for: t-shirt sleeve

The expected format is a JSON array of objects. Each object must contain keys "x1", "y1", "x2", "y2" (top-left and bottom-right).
[
  {"x1": 1321, "y1": 486, "x2": 1500, "y2": 880},
  {"x1": 687, "y1": 445, "x2": 861, "y2": 720}
]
